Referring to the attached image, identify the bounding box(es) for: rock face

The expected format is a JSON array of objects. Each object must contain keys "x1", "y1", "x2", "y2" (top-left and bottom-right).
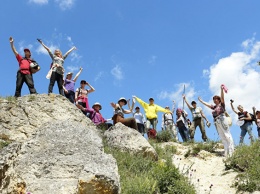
[
  {"x1": 0, "y1": 94, "x2": 120, "y2": 194},
  {"x1": 0, "y1": 94, "x2": 90, "y2": 142},
  {"x1": 104, "y1": 123, "x2": 158, "y2": 160}
]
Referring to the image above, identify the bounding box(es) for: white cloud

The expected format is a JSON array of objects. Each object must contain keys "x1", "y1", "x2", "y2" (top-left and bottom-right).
[
  {"x1": 94, "y1": 71, "x2": 104, "y2": 82},
  {"x1": 158, "y1": 82, "x2": 196, "y2": 109},
  {"x1": 35, "y1": 44, "x2": 58, "y2": 55},
  {"x1": 111, "y1": 65, "x2": 123, "y2": 80},
  {"x1": 66, "y1": 65, "x2": 80, "y2": 73},
  {"x1": 28, "y1": 0, "x2": 48, "y2": 5},
  {"x1": 148, "y1": 55, "x2": 157, "y2": 65},
  {"x1": 55, "y1": 0, "x2": 75, "y2": 10},
  {"x1": 202, "y1": 69, "x2": 210, "y2": 77},
  {"x1": 206, "y1": 37, "x2": 260, "y2": 120}
]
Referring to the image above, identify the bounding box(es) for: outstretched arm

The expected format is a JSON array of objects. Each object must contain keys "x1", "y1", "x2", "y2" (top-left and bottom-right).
[
  {"x1": 73, "y1": 67, "x2": 83, "y2": 82},
  {"x1": 198, "y1": 97, "x2": 211, "y2": 109},
  {"x1": 9, "y1": 37, "x2": 18, "y2": 56},
  {"x1": 220, "y1": 85, "x2": 225, "y2": 104},
  {"x1": 200, "y1": 109, "x2": 209, "y2": 123},
  {"x1": 37, "y1": 39, "x2": 51, "y2": 52},
  {"x1": 63, "y1": 46, "x2": 76, "y2": 59},
  {"x1": 230, "y1": 102, "x2": 238, "y2": 115},
  {"x1": 182, "y1": 94, "x2": 192, "y2": 109}
]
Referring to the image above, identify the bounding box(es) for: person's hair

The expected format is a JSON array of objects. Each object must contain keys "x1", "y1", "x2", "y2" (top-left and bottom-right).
[
  {"x1": 54, "y1": 49, "x2": 62, "y2": 56},
  {"x1": 237, "y1": 105, "x2": 243, "y2": 109},
  {"x1": 213, "y1": 95, "x2": 221, "y2": 101}
]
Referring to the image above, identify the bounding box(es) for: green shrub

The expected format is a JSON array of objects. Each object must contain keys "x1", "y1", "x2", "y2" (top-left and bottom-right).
[
  {"x1": 0, "y1": 141, "x2": 10, "y2": 150},
  {"x1": 225, "y1": 141, "x2": 260, "y2": 192},
  {"x1": 184, "y1": 141, "x2": 217, "y2": 158},
  {"x1": 156, "y1": 130, "x2": 173, "y2": 143},
  {"x1": 105, "y1": 144, "x2": 195, "y2": 194}
]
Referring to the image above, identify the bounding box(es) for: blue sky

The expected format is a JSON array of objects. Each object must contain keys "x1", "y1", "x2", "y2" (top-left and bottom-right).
[{"x1": 2, "y1": 0, "x2": 260, "y2": 144}]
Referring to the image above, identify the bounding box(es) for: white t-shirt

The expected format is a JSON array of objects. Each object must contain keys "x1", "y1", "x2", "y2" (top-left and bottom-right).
[
  {"x1": 133, "y1": 112, "x2": 145, "y2": 124},
  {"x1": 189, "y1": 107, "x2": 202, "y2": 120}
]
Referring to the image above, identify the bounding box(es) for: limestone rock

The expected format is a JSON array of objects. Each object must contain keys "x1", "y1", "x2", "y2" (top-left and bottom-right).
[
  {"x1": 0, "y1": 94, "x2": 92, "y2": 142},
  {"x1": 104, "y1": 122, "x2": 158, "y2": 160},
  {"x1": 0, "y1": 120, "x2": 120, "y2": 194}
]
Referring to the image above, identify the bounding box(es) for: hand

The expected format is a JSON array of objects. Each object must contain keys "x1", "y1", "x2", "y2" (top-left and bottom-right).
[
  {"x1": 198, "y1": 97, "x2": 202, "y2": 102},
  {"x1": 9, "y1": 37, "x2": 13, "y2": 43},
  {"x1": 253, "y1": 106, "x2": 256, "y2": 111},
  {"x1": 72, "y1": 46, "x2": 77, "y2": 50},
  {"x1": 37, "y1": 38, "x2": 42, "y2": 43},
  {"x1": 110, "y1": 102, "x2": 116, "y2": 108},
  {"x1": 182, "y1": 94, "x2": 185, "y2": 99},
  {"x1": 132, "y1": 97, "x2": 136, "y2": 103},
  {"x1": 80, "y1": 67, "x2": 83, "y2": 71},
  {"x1": 132, "y1": 95, "x2": 136, "y2": 99}
]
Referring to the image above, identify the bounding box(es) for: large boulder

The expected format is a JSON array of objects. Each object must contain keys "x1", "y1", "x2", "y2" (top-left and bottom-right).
[
  {"x1": 0, "y1": 120, "x2": 120, "y2": 194},
  {"x1": 104, "y1": 123, "x2": 158, "y2": 160},
  {"x1": 0, "y1": 94, "x2": 91, "y2": 142}
]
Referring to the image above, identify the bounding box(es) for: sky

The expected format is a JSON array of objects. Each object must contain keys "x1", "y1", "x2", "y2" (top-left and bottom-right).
[{"x1": 2, "y1": 0, "x2": 260, "y2": 144}]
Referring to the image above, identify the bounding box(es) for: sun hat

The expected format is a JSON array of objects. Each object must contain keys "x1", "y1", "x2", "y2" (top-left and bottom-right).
[
  {"x1": 118, "y1": 97, "x2": 127, "y2": 105},
  {"x1": 92, "y1": 102, "x2": 102, "y2": 110}
]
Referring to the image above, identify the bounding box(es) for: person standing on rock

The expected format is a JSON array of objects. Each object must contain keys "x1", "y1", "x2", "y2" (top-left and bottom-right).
[
  {"x1": 161, "y1": 101, "x2": 179, "y2": 142},
  {"x1": 37, "y1": 39, "x2": 76, "y2": 95},
  {"x1": 176, "y1": 108, "x2": 190, "y2": 142},
  {"x1": 132, "y1": 106, "x2": 146, "y2": 136},
  {"x1": 133, "y1": 96, "x2": 171, "y2": 131},
  {"x1": 183, "y1": 95, "x2": 209, "y2": 142},
  {"x1": 9, "y1": 37, "x2": 40, "y2": 97},
  {"x1": 253, "y1": 106, "x2": 260, "y2": 140},
  {"x1": 63, "y1": 67, "x2": 83, "y2": 103},
  {"x1": 198, "y1": 85, "x2": 234, "y2": 157},
  {"x1": 111, "y1": 97, "x2": 138, "y2": 130},
  {"x1": 75, "y1": 80, "x2": 95, "y2": 114},
  {"x1": 230, "y1": 101, "x2": 254, "y2": 144}
]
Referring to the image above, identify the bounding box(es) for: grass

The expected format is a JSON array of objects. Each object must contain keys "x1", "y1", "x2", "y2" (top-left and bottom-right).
[
  {"x1": 104, "y1": 140, "x2": 196, "y2": 194},
  {"x1": 225, "y1": 141, "x2": 260, "y2": 193},
  {"x1": 184, "y1": 141, "x2": 218, "y2": 158},
  {"x1": 156, "y1": 130, "x2": 174, "y2": 143}
]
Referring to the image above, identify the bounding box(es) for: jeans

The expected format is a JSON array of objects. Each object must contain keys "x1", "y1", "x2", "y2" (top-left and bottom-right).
[
  {"x1": 15, "y1": 71, "x2": 37, "y2": 97},
  {"x1": 240, "y1": 122, "x2": 254, "y2": 144},
  {"x1": 190, "y1": 117, "x2": 208, "y2": 141},
  {"x1": 137, "y1": 123, "x2": 145, "y2": 135},
  {"x1": 65, "y1": 90, "x2": 75, "y2": 103},
  {"x1": 178, "y1": 126, "x2": 190, "y2": 142},
  {"x1": 146, "y1": 118, "x2": 158, "y2": 131},
  {"x1": 48, "y1": 71, "x2": 64, "y2": 95},
  {"x1": 257, "y1": 127, "x2": 260, "y2": 140}
]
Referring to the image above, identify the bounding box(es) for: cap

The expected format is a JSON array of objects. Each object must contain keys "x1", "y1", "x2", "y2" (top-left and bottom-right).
[
  {"x1": 92, "y1": 102, "x2": 102, "y2": 110},
  {"x1": 66, "y1": 72, "x2": 73, "y2": 76},
  {"x1": 191, "y1": 101, "x2": 197, "y2": 105},
  {"x1": 149, "y1": 97, "x2": 154, "y2": 101},
  {"x1": 80, "y1": 80, "x2": 87, "y2": 84},
  {"x1": 24, "y1": 48, "x2": 31, "y2": 53},
  {"x1": 118, "y1": 97, "x2": 127, "y2": 105}
]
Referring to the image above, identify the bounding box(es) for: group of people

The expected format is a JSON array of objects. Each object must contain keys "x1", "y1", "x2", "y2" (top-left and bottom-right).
[{"x1": 10, "y1": 37, "x2": 260, "y2": 157}]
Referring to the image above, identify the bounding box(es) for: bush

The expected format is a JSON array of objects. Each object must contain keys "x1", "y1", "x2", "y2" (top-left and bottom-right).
[
  {"x1": 105, "y1": 144, "x2": 196, "y2": 194},
  {"x1": 184, "y1": 141, "x2": 217, "y2": 158},
  {"x1": 225, "y1": 141, "x2": 260, "y2": 192},
  {"x1": 156, "y1": 130, "x2": 173, "y2": 143}
]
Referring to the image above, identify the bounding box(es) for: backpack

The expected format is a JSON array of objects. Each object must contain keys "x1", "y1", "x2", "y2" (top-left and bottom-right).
[
  {"x1": 163, "y1": 112, "x2": 173, "y2": 124},
  {"x1": 147, "y1": 129, "x2": 157, "y2": 139}
]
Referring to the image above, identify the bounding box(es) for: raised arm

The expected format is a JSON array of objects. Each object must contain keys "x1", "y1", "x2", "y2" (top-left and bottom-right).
[
  {"x1": 73, "y1": 67, "x2": 83, "y2": 82},
  {"x1": 182, "y1": 94, "x2": 192, "y2": 109},
  {"x1": 172, "y1": 100, "x2": 176, "y2": 113},
  {"x1": 63, "y1": 46, "x2": 76, "y2": 59},
  {"x1": 86, "y1": 82, "x2": 95, "y2": 94},
  {"x1": 133, "y1": 96, "x2": 148, "y2": 109},
  {"x1": 253, "y1": 107, "x2": 257, "y2": 125},
  {"x1": 220, "y1": 85, "x2": 225, "y2": 104},
  {"x1": 230, "y1": 101, "x2": 238, "y2": 115},
  {"x1": 9, "y1": 37, "x2": 18, "y2": 56},
  {"x1": 200, "y1": 109, "x2": 209, "y2": 123},
  {"x1": 127, "y1": 98, "x2": 135, "y2": 112},
  {"x1": 37, "y1": 39, "x2": 51, "y2": 52},
  {"x1": 198, "y1": 97, "x2": 212, "y2": 109}
]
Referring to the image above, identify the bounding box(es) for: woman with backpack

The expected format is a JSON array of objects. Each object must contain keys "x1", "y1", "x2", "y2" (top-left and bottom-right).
[
  {"x1": 37, "y1": 39, "x2": 76, "y2": 95},
  {"x1": 176, "y1": 108, "x2": 190, "y2": 142},
  {"x1": 198, "y1": 85, "x2": 234, "y2": 157},
  {"x1": 75, "y1": 80, "x2": 95, "y2": 114},
  {"x1": 231, "y1": 101, "x2": 254, "y2": 144},
  {"x1": 63, "y1": 67, "x2": 83, "y2": 103}
]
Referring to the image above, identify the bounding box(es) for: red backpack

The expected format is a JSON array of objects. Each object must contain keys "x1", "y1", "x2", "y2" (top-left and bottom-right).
[{"x1": 147, "y1": 128, "x2": 157, "y2": 139}]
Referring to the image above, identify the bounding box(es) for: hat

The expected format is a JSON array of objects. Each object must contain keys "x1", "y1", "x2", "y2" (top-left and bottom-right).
[
  {"x1": 149, "y1": 97, "x2": 154, "y2": 101},
  {"x1": 66, "y1": 72, "x2": 73, "y2": 76},
  {"x1": 92, "y1": 102, "x2": 102, "y2": 110},
  {"x1": 80, "y1": 80, "x2": 87, "y2": 84},
  {"x1": 24, "y1": 48, "x2": 31, "y2": 53},
  {"x1": 118, "y1": 97, "x2": 127, "y2": 105},
  {"x1": 191, "y1": 101, "x2": 197, "y2": 105}
]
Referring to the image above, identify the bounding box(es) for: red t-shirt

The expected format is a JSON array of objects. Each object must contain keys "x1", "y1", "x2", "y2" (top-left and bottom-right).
[{"x1": 16, "y1": 54, "x2": 31, "y2": 74}]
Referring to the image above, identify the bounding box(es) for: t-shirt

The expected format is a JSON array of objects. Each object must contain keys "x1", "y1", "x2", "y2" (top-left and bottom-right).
[
  {"x1": 48, "y1": 51, "x2": 67, "y2": 75},
  {"x1": 238, "y1": 111, "x2": 252, "y2": 124},
  {"x1": 257, "y1": 118, "x2": 260, "y2": 128},
  {"x1": 64, "y1": 79, "x2": 75, "y2": 92},
  {"x1": 211, "y1": 103, "x2": 225, "y2": 118},
  {"x1": 114, "y1": 104, "x2": 125, "y2": 118},
  {"x1": 75, "y1": 88, "x2": 89, "y2": 102},
  {"x1": 133, "y1": 112, "x2": 145, "y2": 124},
  {"x1": 16, "y1": 54, "x2": 31, "y2": 74},
  {"x1": 189, "y1": 107, "x2": 202, "y2": 120}
]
